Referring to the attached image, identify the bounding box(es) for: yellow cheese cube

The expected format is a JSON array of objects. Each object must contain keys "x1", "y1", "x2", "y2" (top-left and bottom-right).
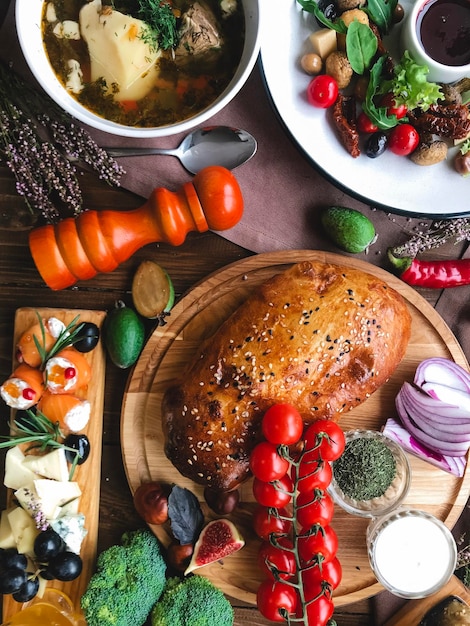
[
  {"x1": 309, "y1": 28, "x2": 337, "y2": 60},
  {"x1": 0, "y1": 509, "x2": 16, "y2": 549}
]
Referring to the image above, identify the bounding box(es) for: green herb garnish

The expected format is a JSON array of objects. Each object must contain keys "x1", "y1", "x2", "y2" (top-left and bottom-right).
[
  {"x1": 138, "y1": 0, "x2": 178, "y2": 51},
  {"x1": 363, "y1": 56, "x2": 402, "y2": 130},
  {"x1": 33, "y1": 312, "x2": 85, "y2": 369},
  {"x1": 0, "y1": 409, "x2": 81, "y2": 479},
  {"x1": 364, "y1": 0, "x2": 397, "y2": 33},
  {"x1": 296, "y1": 0, "x2": 347, "y2": 33},
  {"x1": 346, "y1": 21, "x2": 378, "y2": 75},
  {"x1": 333, "y1": 437, "x2": 396, "y2": 500}
]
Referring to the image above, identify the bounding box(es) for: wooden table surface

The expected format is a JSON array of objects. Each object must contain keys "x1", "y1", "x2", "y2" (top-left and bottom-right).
[{"x1": 2, "y1": 162, "x2": 462, "y2": 626}]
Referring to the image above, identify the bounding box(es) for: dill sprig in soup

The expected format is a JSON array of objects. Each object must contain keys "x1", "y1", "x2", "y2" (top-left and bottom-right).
[{"x1": 42, "y1": 0, "x2": 245, "y2": 128}]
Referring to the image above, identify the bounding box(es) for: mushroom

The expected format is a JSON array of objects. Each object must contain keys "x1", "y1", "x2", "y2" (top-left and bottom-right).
[
  {"x1": 337, "y1": 0, "x2": 366, "y2": 11},
  {"x1": 439, "y1": 78, "x2": 470, "y2": 105},
  {"x1": 325, "y1": 51, "x2": 353, "y2": 89},
  {"x1": 410, "y1": 139, "x2": 448, "y2": 166}
]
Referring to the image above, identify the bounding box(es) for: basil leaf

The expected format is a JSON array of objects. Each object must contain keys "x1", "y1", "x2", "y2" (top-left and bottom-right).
[
  {"x1": 168, "y1": 485, "x2": 204, "y2": 545},
  {"x1": 296, "y1": 0, "x2": 347, "y2": 33},
  {"x1": 362, "y1": 56, "x2": 400, "y2": 130},
  {"x1": 364, "y1": 0, "x2": 397, "y2": 33},
  {"x1": 346, "y1": 21, "x2": 378, "y2": 74}
]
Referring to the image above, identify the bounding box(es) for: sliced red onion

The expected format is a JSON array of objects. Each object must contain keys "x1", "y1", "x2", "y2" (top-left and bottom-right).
[
  {"x1": 414, "y1": 357, "x2": 470, "y2": 394},
  {"x1": 400, "y1": 382, "x2": 470, "y2": 424},
  {"x1": 395, "y1": 391, "x2": 470, "y2": 456},
  {"x1": 382, "y1": 418, "x2": 466, "y2": 477},
  {"x1": 399, "y1": 383, "x2": 470, "y2": 434},
  {"x1": 421, "y1": 382, "x2": 470, "y2": 414}
]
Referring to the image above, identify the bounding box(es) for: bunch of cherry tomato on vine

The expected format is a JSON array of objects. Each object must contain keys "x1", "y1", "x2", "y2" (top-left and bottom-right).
[{"x1": 249, "y1": 403, "x2": 346, "y2": 625}]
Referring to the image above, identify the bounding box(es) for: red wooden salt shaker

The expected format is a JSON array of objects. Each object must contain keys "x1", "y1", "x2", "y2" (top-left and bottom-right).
[{"x1": 29, "y1": 166, "x2": 243, "y2": 290}]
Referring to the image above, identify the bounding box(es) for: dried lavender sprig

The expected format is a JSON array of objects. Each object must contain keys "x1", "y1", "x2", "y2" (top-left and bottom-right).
[
  {"x1": 0, "y1": 60, "x2": 124, "y2": 222},
  {"x1": 392, "y1": 218, "x2": 470, "y2": 258}
]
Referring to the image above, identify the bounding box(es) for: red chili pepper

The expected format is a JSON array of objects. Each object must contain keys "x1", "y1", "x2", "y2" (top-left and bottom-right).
[{"x1": 388, "y1": 249, "x2": 470, "y2": 288}]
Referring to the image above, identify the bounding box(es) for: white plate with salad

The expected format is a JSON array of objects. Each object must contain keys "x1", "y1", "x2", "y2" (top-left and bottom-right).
[{"x1": 259, "y1": 0, "x2": 469, "y2": 218}]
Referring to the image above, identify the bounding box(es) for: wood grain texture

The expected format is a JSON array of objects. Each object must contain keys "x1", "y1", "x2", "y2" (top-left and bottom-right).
[
  {"x1": 2, "y1": 307, "x2": 106, "y2": 623},
  {"x1": 384, "y1": 575, "x2": 470, "y2": 625},
  {"x1": 121, "y1": 250, "x2": 470, "y2": 607}
]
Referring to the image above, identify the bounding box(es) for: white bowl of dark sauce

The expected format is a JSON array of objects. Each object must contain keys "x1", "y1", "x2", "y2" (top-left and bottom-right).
[
  {"x1": 401, "y1": 0, "x2": 470, "y2": 83},
  {"x1": 16, "y1": 0, "x2": 261, "y2": 138}
]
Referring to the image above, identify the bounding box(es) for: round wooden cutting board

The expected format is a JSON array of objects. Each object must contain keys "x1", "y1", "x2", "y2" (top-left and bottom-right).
[{"x1": 121, "y1": 250, "x2": 470, "y2": 607}]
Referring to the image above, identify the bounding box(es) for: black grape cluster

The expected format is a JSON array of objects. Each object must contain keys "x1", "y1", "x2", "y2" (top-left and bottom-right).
[{"x1": 0, "y1": 528, "x2": 82, "y2": 602}]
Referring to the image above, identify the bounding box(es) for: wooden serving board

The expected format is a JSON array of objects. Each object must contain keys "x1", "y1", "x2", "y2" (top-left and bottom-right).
[
  {"x1": 121, "y1": 250, "x2": 470, "y2": 607},
  {"x1": 2, "y1": 307, "x2": 106, "y2": 622},
  {"x1": 384, "y1": 575, "x2": 470, "y2": 625}
]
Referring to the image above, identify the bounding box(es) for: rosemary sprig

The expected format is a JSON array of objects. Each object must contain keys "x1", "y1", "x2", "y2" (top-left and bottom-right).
[
  {"x1": 0, "y1": 409, "x2": 82, "y2": 480},
  {"x1": 32, "y1": 312, "x2": 85, "y2": 368}
]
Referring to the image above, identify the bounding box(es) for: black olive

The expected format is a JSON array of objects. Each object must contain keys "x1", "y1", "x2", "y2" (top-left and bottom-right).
[
  {"x1": 315, "y1": 0, "x2": 338, "y2": 26},
  {"x1": 74, "y1": 322, "x2": 100, "y2": 353},
  {"x1": 365, "y1": 131, "x2": 388, "y2": 158},
  {"x1": 63, "y1": 434, "x2": 91, "y2": 465}
]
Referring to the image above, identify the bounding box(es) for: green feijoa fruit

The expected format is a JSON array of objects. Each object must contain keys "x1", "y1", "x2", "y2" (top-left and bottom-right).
[
  {"x1": 104, "y1": 302, "x2": 145, "y2": 369},
  {"x1": 321, "y1": 206, "x2": 376, "y2": 254},
  {"x1": 132, "y1": 260, "x2": 175, "y2": 320}
]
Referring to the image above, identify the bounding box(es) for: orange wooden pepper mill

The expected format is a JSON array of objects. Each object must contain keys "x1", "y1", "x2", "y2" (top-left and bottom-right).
[{"x1": 29, "y1": 166, "x2": 243, "y2": 290}]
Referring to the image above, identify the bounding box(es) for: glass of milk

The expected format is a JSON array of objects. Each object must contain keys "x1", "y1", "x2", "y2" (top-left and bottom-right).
[{"x1": 367, "y1": 508, "x2": 457, "y2": 598}]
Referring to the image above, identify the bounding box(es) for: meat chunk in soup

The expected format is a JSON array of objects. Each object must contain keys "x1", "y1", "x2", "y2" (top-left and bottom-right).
[{"x1": 175, "y1": 1, "x2": 223, "y2": 57}]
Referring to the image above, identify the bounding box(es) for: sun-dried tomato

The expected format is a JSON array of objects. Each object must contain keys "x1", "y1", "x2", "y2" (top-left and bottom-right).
[
  {"x1": 331, "y1": 93, "x2": 360, "y2": 158},
  {"x1": 408, "y1": 104, "x2": 470, "y2": 140}
]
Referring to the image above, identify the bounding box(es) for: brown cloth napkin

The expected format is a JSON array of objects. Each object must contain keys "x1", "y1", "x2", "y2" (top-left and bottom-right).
[{"x1": 1, "y1": 4, "x2": 468, "y2": 623}]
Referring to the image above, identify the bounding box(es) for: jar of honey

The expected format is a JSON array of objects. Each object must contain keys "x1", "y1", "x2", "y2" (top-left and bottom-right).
[{"x1": 0, "y1": 588, "x2": 86, "y2": 626}]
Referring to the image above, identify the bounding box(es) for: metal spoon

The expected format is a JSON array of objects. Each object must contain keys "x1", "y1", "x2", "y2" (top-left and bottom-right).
[{"x1": 104, "y1": 126, "x2": 257, "y2": 174}]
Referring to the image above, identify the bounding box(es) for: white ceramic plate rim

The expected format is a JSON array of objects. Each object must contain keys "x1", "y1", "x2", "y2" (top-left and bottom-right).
[
  {"x1": 16, "y1": 0, "x2": 261, "y2": 139},
  {"x1": 259, "y1": 0, "x2": 470, "y2": 218}
]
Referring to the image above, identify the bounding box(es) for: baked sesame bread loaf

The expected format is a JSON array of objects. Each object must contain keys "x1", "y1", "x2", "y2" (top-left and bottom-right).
[{"x1": 162, "y1": 260, "x2": 411, "y2": 493}]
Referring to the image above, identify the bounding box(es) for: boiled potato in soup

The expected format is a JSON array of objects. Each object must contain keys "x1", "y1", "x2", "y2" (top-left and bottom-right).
[{"x1": 42, "y1": 0, "x2": 245, "y2": 127}]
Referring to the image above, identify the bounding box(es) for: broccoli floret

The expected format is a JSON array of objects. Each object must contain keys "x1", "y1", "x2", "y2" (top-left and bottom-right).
[
  {"x1": 151, "y1": 575, "x2": 234, "y2": 626},
  {"x1": 81, "y1": 528, "x2": 167, "y2": 626}
]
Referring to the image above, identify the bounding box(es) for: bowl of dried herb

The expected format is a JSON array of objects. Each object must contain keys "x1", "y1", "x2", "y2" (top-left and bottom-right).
[{"x1": 328, "y1": 429, "x2": 412, "y2": 518}]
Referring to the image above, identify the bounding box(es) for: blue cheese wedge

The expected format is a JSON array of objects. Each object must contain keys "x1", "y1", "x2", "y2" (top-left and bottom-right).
[
  {"x1": 51, "y1": 513, "x2": 87, "y2": 554},
  {"x1": 15, "y1": 480, "x2": 81, "y2": 521}
]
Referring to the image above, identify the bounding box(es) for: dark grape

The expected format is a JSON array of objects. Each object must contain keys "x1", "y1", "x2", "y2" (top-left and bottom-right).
[
  {"x1": 1, "y1": 549, "x2": 28, "y2": 571},
  {"x1": 46, "y1": 552, "x2": 82, "y2": 581},
  {"x1": 12, "y1": 576, "x2": 39, "y2": 602},
  {"x1": 63, "y1": 434, "x2": 91, "y2": 465},
  {"x1": 34, "y1": 528, "x2": 65, "y2": 560},
  {"x1": 74, "y1": 322, "x2": 100, "y2": 353},
  {"x1": 0, "y1": 567, "x2": 27, "y2": 594}
]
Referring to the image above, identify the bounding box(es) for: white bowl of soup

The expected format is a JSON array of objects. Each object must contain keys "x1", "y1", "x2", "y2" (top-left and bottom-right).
[{"x1": 16, "y1": 0, "x2": 260, "y2": 138}]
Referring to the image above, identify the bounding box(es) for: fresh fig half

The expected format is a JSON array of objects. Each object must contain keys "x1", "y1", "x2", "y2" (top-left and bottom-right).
[{"x1": 184, "y1": 519, "x2": 245, "y2": 575}]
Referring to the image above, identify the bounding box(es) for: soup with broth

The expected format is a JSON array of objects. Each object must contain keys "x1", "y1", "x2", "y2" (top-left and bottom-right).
[{"x1": 42, "y1": 0, "x2": 245, "y2": 127}]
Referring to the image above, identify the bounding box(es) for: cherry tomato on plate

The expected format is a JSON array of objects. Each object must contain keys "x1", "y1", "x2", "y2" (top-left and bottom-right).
[
  {"x1": 357, "y1": 112, "x2": 378, "y2": 134},
  {"x1": 297, "y1": 591, "x2": 335, "y2": 625},
  {"x1": 303, "y1": 420, "x2": 346, "y2": 461},
  {"x1": 307, "y1": 75, "x2": 339, "y2": 108},
  {"x1": 380, "y1": 93, "x2": 407, "y2": 119},
  {"x1": 262, "y1": 403, "x2": 304, "y2": 445},
  {"x1": 256, "y1": 579, "x2": 298, "y2": 622},
  {"x1": 249, "y1": 441, "x2": 290, "y2": 482},
  {"x1": 258, "y1": 537, "x2": 296, "y2": 580},
  {"x1": 252, "y1": 474, "x2": 293, "y2": 508},
  {"x1": 252, "y1": 505, "x2": 292, "y2": 541},
  {"x1": 388, "y1": 123, "x2": 420, "y2": 156},
  {"x1": 296, "y1": 489, "x2": 335, "y2": 528}
]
